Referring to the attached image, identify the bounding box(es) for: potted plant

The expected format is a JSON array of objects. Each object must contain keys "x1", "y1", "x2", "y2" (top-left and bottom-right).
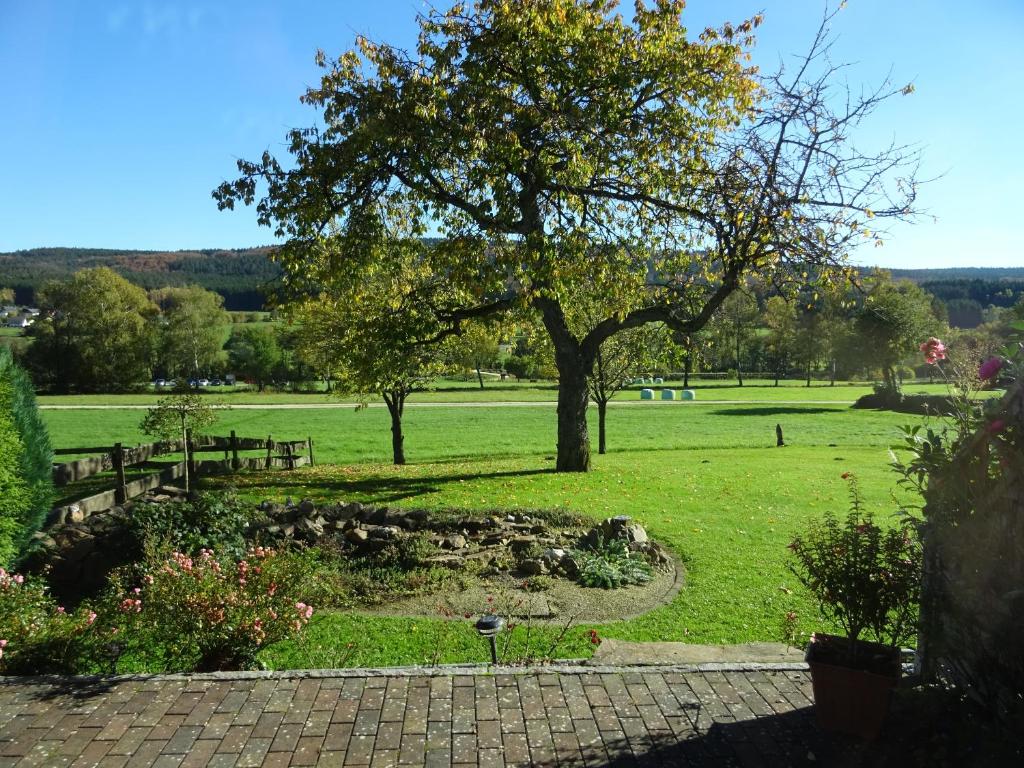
[{"x1": 786, "y1": 473, "x2": 922, "y2": 740}]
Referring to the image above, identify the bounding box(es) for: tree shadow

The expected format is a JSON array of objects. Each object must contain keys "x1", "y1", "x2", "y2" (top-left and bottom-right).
[
  {"x1": 596, "y1": 687, "x2": 1023, "y2": 768},
  {"x1": 598, "y1": 707, "x2": 853, "y2": 768},
  {"x1": 222, "y1": 466, "x2": 557, "y2": 504},
  {"x1": 19, "y1": 675, "x2": 125, "y2": 703},
  {"x1": 710, "y1": 407, "x2": 839, "y2": 417}
]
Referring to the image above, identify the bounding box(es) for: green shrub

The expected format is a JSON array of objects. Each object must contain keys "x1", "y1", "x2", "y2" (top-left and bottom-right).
[
  {"x1": 129, "y1": 490, "x2": 251, "y2": 558},
  {"x1": 572, "y1": 536, "x2": 652, "y2": 590},
  {"x1": 0, "y1": 348, "x2": 54, "y2": 566},
  {"x1": 787, "y1": 474, "x2": 921, "y2": 649}
]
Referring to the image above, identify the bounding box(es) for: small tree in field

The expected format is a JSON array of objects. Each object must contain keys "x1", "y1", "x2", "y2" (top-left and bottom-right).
[
  {"x1": 587, "y1": 324, "x2": 679, "y2": 454},
  {"x1": 291, "y1": 246, "x2": 461, "y2": 466},
  {"x1": 140, "y1": 390, "x2": 219, "y2": 493}
]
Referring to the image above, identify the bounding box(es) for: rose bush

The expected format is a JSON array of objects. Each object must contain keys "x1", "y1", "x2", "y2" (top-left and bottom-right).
[
  {"x1": 0, "y1": 567, "x2": 100, "y2": 674},
  {"x1": 103, "y1": 545, "x2": 322, "y2": 672}
]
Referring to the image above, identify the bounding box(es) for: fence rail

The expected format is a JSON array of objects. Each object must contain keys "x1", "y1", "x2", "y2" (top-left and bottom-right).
[{"x1": 49, "y1": 431, "x2": 315, "y2": 524}]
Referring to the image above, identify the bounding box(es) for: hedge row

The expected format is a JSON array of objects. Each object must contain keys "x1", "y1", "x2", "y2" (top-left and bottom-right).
[{"x1": 0, "y1": 348, "x2": 53, "y2": 566}]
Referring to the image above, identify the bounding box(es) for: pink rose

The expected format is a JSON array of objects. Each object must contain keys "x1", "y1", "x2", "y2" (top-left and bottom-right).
[{"x1": 919, "y1": 337, "x2": 947, "y2": 365}]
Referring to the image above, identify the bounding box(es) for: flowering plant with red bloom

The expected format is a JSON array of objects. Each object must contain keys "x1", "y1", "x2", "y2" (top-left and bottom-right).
[{"x1": 893, "y1": 336, "x2": 1022, "y2": 515}]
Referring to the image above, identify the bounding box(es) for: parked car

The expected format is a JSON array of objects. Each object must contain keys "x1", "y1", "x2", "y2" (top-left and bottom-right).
[
  {"x1": 154, "y1": 379, "x2": 167, "y2": 387},
  {"x1": 198, "y1": 378, "x2": 210, "y2": 387},
  {"x1": 210, "y1": 378, "x2": 223, "y2": 386}
]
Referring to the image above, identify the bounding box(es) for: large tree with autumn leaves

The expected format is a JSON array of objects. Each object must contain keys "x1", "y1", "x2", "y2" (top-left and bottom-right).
[{"x1": 216, "y1": 1, "x2": 919, "y2": 471}]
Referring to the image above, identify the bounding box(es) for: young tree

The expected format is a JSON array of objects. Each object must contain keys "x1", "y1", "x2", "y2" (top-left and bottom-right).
[
  {"x1": 24, "y1": 267, "x2": 157, "y2": 392},
  {"x1": 711, "y1": 290, "x2": 760, "y2": 386},
  {"x1": 226, "y1": 326, "x2": 280, "y2": 392},
  {"x1": 791, "y1": 286, "x2": 830, "y2": 387},
  {"x1": 587, "y1": 323, "x2": 679, "y2": 454},
  {"x1": 0, "y1": 288, "x2": 14, "y2": 305},
  {"x1": 151, "y1": 285, "x2": 230, "y2": 379},
  {"x1": 447, "y1": 321, "x2": 502, "y2": 389},
  {"x1": 139, "y1": 389, "x2": 219, "y2": 493},
  {"x1": 216, "y1": 2, "x2": 919, "y2": 471},
  {"x1": 764, "y1": 296, "x2": 796, "y2": 386},
  {"x1": 294, "y1": 291, "x2": 451, "y2": 466},
  {"x1": 852, "y1": 277, "x2": 941, "y2": 394}
]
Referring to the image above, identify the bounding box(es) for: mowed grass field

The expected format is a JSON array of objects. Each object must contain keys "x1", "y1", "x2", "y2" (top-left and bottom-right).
[
  {"x1": 40, "y1": 396, "x2": 927, "y2": 668},
  {"x1": 37, "y1": 378, "x2": 959, "y2": 406}
]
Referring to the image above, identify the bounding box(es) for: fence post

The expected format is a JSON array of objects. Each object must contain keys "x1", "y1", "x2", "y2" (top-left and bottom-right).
[
  {"x1": 185, "y1": 428, "x2": 196, "y2": 489},
  {"x1": 113, "y1": 442, "x2": 127, "y2": 504},
  {"x1": 307, "y1": 436, "x2": 315, "y2": 467},
  {"x1": 231, "y1": 430, "x2": 240, "y2": 470},
  {"x1": 265, "y1": 435, "x2": 273, "y2": 469}
]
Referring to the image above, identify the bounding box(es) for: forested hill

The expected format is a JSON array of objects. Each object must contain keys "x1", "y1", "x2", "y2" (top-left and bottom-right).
[
  {"x1": 883, "y1": 266, "x2": 1024, "y2": 327},
  {"x1": 0, "y1": 247, "x2": 281, "y2": 310},
  {"x1": 888, "y1": 267, "x2": 1024, "y2": 282}
]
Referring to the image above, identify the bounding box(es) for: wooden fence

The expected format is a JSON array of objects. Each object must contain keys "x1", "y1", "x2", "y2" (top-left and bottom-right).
[{"x1": 49, "y1": 431, "x2": 315, "y2": 524}]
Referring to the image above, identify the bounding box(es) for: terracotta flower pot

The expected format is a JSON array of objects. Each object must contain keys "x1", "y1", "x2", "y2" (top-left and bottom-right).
[{"x1": 805, "y1": 633, "x2": 900, "y2": 741}]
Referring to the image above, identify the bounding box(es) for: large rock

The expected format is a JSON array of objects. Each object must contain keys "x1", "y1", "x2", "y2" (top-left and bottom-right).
[
  {"x1": 518, "y1": 559, "x2": 547, "y2": 576},
  {"x1": 442, "y1": 534, "x2": 468, "y2": 550},
  {"x1": 344, "y1": 527, "x2": 369, "y2": 545}
]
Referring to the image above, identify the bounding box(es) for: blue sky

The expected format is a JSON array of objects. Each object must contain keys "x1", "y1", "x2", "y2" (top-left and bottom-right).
[{"x1": 1, "y1": 1, "x2": 1020, "y2": 269}]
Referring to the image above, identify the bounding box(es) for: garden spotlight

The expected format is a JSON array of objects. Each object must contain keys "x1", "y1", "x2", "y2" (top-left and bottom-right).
[{"x1": 475, "y1": 614, "x2": 504, "y2": 664}]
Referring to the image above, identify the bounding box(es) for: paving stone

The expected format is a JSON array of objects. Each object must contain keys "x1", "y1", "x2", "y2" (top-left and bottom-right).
[
  {"x1": 398, "y1": 734, "x2": 425, "y2": 764},
  {"x1": 217, "y1": 725, "x2": 255, "y2": 754},
  {"x1": 270, "y1": 722, "x2": 305, "y2": 753},
  {"x1": 0, "y1": 666, "x2": 828, "y2": 767}
]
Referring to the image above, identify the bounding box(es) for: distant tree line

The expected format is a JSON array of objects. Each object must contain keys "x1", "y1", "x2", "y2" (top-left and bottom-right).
[
  {"x1": 4, "y1": 246, "x2": 1021, "y2": 328},
  {"x1": 0, "y1": 247, "x2": 282, "y2": 311}
]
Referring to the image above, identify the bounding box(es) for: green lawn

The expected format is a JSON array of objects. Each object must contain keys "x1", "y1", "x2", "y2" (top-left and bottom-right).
[{"x1": 41, "y1": 400, "x2": 925, "y2": 668}]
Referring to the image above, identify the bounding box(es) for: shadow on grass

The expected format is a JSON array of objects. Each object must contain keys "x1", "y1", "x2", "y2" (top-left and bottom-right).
[
  {"x1": 215, "y1": 466, "x2": 558, "y2": 504},
  {"x1": 710, "y1": 406, "x2": 840, "y2": 417}
]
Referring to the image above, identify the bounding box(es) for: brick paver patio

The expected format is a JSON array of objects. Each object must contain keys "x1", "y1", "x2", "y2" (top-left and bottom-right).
[{"x1": 0, "y1": 663, "x2": 837, "y2": 767}]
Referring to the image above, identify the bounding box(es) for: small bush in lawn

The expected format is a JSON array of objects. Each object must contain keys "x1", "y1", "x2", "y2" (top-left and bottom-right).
[
  {"x1": 0, "y1": 567, "x2": 100, "y2": 675},
  {"x1": 572, "y1": 536, "x2": 652, "y2": 589},
  {"x1": 105, "y1": 544, "x2": 320, "y2": 672}
]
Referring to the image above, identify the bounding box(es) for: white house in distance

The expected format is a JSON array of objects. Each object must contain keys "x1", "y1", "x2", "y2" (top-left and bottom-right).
[{"x1": 1, "y1": 305, "x2": 39, "y2": 328}]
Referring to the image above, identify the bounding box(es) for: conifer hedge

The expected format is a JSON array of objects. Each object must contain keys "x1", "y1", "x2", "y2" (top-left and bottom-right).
[{"x1": 0, "y1": 348, "x2": 53, "y2": 566}]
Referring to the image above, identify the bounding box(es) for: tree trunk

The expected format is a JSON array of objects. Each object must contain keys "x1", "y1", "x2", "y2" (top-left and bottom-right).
[
  {"x1": 476, "y1": 367, "x2": 484, "y2": 389},
  {"x1": 597, "y1": 399, "x2": 608, "y2": 455},
  {"x1": 830, "y1": 359, "x2": 836, "y2": 387},
  {"x1": 535, "y1": 296, "x2": 592, "y2": 472},
  {"x1": 683, "y1": 357, "x2": 691, "y2": 388},
  {"x1": 735, "y1": 332, "x2": 743, "y2": 387},
  {"x1": 181, "y1": 418, "x2": 190, "y2": 494},
  {"x1": 555, "y1": 364, "x2": 590, "y2": 471},
  {"x1": 806, "y1": 361, "x2": 812, "y2": 387},
  {"x1": 383, "y1": 392, "x2": 406, "y2": 465}
]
